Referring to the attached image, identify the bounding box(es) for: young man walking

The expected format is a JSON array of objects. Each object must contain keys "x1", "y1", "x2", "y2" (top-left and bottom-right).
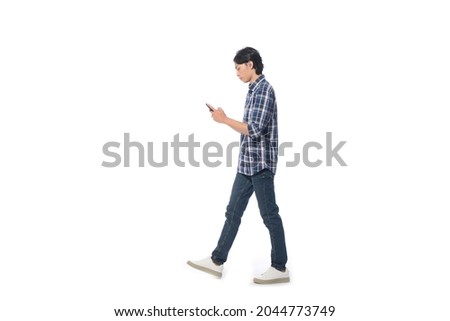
[{"x1": 188, "y1": 47, "x2": 289, "y2": 284}]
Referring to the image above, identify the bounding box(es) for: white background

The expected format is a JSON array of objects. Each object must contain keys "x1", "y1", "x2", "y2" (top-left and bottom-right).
[{"x1": 1, "y1": 1, "x2": 449, "y2": 320}]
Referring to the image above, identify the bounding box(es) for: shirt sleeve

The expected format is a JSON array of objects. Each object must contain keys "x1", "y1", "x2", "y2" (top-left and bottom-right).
[{"x1": 247, "y1": 87, "x2": 274, "y2": 139}]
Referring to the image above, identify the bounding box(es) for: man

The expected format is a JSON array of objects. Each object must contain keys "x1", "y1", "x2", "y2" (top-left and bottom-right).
[{"x1": 187, "y1": 47, "x2": 289, "y2": 284}]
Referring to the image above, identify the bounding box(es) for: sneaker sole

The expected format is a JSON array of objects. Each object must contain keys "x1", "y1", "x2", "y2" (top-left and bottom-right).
[
  {"x1": 253, "y1": 276, "x2": 290, "y2": 284},
  {"x1": 186, "y1": 260, "x2": 222, "y2": 278}
]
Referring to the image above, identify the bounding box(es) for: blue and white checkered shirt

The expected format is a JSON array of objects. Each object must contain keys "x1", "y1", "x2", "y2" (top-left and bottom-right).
[{"x1": 237, "y1": 74, "x2": 278, "y2": 176}]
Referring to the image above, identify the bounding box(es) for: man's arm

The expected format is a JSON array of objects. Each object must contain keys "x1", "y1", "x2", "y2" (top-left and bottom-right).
[{"x1": 209, "y1": 105, "x2": 249, "y2": 135}]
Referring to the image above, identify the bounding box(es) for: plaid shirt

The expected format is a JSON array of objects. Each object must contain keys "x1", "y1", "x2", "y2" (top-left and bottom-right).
[{"x1": 238, "y1": 74, "x2": 278, "y2": 176}]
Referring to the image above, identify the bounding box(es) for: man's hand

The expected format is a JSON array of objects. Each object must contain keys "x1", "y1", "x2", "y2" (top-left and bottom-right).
[
  {"x1": 208, "y1": 104, "x2": 227, "y2": 123},
  {"x1": 206, "y1": 102, "x2": 249, "y2": 135}
]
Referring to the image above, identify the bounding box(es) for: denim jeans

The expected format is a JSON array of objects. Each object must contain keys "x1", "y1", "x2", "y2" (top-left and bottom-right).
[{"x1": 211, "y1": 169, "x2": 288, "y2": 271}]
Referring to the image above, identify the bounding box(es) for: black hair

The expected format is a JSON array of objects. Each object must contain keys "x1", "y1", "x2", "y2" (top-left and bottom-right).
[{"x1": 233, "y1": 47, "x2": 264, "y2": 75}]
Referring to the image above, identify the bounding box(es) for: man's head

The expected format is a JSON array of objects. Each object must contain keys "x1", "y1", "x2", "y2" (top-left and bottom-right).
[{"x1": 234, "y1": 47, "x2": 264, "y2": 83}]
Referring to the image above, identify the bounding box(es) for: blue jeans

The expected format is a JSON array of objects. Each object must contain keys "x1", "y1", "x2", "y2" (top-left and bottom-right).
[{"x1": 211, "y1": 169, "x2": 288, "y2": 271}]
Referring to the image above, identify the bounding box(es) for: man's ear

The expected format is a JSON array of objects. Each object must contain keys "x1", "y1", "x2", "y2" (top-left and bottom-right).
[{"x1": 247, "y1": 61, "x2": 254, "y2": 69}]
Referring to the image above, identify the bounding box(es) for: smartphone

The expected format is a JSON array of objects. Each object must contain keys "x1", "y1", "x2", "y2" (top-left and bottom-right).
[{"x1": 206, "y1": 103, "x2": 214, "y2": 112}]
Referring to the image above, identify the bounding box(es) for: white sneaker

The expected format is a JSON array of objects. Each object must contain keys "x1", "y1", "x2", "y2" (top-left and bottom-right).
[
  {"x1": 253, "y1": 267, "x2": 290, "y2": 284},
  {"x1": 187, "y1": 257, "x2": 223, "y2": 278}
]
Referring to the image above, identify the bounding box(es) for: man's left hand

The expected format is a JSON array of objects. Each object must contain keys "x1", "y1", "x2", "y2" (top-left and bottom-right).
[{"x1": 211, "y1": 107, "x2": 227, "y2": 123}]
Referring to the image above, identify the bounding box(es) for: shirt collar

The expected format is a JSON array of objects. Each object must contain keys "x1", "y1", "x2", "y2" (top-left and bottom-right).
[{"x1": 248, "y1": 74, "x2": 265, "y2": 92}]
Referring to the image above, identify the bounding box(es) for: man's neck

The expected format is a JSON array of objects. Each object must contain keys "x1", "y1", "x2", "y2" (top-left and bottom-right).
[{"x1": 249, "y1": 73, "x2": 260, "y2": 84}]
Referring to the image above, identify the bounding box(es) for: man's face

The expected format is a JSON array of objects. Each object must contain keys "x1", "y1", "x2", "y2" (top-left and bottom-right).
[{"x1": 235, "y1": 62, "x2": 254, "y2": 83}]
